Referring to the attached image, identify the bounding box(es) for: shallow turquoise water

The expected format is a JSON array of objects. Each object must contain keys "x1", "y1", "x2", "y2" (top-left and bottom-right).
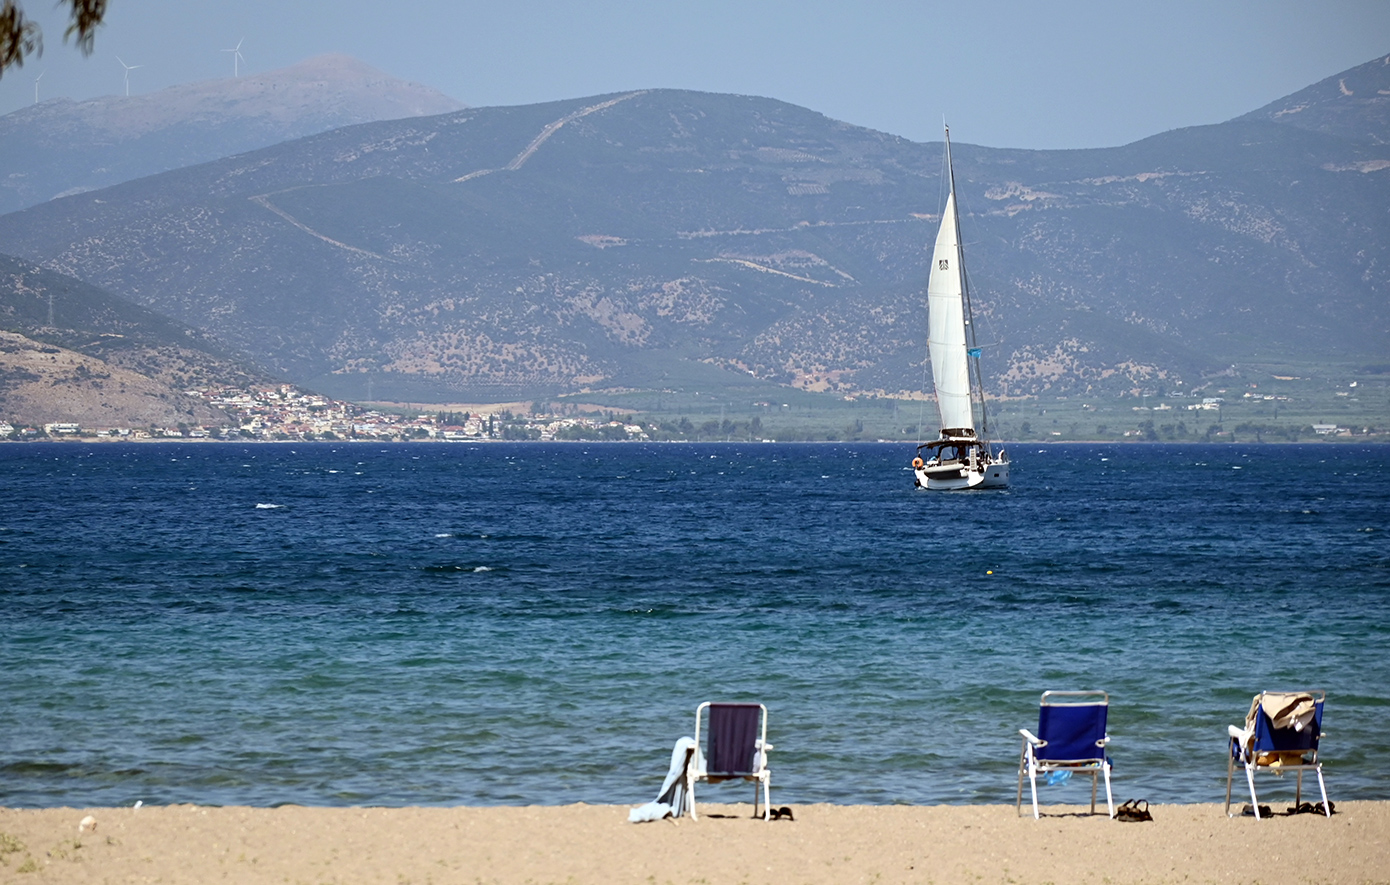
[{"x1": 2, "y1": 442, "x2": 1387, "y2": 807}]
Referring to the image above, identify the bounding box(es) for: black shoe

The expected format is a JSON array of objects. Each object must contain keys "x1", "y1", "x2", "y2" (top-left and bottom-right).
[{"x1": 1115, "y1": 799, "x2": 1152, "y2": 822}]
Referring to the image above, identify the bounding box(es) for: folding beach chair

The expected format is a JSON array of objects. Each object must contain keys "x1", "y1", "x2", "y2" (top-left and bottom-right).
[
  {"x1": 687, "y1": 702, "x2": 773, "y2": 821},
  {"x1": 1016, "y1": 690, "x2": 1115, "y2": 819},
  {"x1": 1225, "y1": 690, "x2": 1330, "y2": 819}
]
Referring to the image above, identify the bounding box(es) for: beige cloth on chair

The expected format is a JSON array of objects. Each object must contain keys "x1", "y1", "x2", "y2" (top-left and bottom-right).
[{"x1": 1245, "y1": 692, "x2": 1316, "y2": 767}]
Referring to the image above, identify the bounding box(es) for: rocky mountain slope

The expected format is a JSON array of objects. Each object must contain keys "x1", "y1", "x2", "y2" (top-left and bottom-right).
[
  {"x1": 0, "y1": 54, "x2": 466, "y2": 214},
  {"x1": 0, "y1": 254, "x2": 272, "y2": 427},
  {"x1": 0, "y1": 55, "x2": 1385, "y2": 405},
  {"x1": 1239, "y1": 52, "x2": 1390, "y2": 144}
]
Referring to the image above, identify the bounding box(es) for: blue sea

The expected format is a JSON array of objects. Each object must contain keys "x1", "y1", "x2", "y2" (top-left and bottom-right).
[{"x1": 2, "y1": 442, "x2": 1387, "y2": 809}]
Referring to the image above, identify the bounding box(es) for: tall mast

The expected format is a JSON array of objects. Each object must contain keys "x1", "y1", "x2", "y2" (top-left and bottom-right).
[{"x1": 944, "y1": 124, "x2": 990, "y2": 440}]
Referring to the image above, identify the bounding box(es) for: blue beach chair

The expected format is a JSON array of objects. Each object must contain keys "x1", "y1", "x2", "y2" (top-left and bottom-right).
[
  {"x1": 1017, "y1": 690, "x2": 1115, "y2": 819},
  {"x1": 687, "y1": 702, "x2": 773, "y2": 821},
  {"x1": 1225, "y1": 690, "x2": 1330, "y2": 819}
]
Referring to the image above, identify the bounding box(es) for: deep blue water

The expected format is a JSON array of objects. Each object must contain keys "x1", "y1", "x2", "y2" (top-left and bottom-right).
[{"x1": 2, "y1": 442, "x2": 1387, "y2": 809}]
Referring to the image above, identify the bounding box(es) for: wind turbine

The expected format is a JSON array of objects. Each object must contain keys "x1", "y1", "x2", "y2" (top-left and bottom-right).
[
  {"x1": 32, "y1": 70, "x2": 44, "y2": 104},
  {"x1": 222, "y1": 38, "x2": 245, "y2": 77},
  {"x1": 116, "y1": 56, "x2": 143, "y2": 96}
]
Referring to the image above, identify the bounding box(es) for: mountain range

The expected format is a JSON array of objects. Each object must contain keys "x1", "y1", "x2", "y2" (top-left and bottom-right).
[
  {"x1": 0, "y1": 54, "x2": 465, "y2": 214},
  {"x1": 0, "y1": 52, "x2": 1386, "y2": 414}
]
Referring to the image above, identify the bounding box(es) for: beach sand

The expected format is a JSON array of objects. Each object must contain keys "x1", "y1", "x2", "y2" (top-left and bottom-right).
[{"x1": 2, "y1": 802, "x2": 1387, "y2": 884}]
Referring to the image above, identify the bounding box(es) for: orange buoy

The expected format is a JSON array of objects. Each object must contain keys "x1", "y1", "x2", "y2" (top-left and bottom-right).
[{"x1": 912, "y1": 457, "x2": 924, "y2": 469}]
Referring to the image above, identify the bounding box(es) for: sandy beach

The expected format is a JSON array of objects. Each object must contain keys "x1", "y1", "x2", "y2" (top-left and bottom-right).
[{"x1": 2, "y1": 802, "x2": 1387, "y2": 884}]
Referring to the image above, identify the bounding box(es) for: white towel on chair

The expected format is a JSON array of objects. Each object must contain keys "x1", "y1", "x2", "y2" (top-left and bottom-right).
[{"x1": 628, "y1": 736, "x2": 705, "y2": 823}]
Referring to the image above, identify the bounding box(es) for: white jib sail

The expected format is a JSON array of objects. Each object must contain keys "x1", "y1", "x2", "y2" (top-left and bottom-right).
[{"x1": 927, "y1": 192, "x2": 974, "y2": 432}]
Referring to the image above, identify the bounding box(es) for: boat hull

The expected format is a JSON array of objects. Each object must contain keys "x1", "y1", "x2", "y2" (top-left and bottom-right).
[{"x1": 915, "y1": 457, "x2": 1009, "y2": 491}]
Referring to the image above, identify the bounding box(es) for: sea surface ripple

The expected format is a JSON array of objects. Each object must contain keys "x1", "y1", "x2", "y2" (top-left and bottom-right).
[{"x1": 2, "y1": 442, "x2": 1387, "y2": 808}]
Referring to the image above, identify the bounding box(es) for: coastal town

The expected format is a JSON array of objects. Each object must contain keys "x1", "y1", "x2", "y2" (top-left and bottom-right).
[
  {"x1": 0, "y1": 382, "x2": 1374, "y2": 443},
  {"x1": 0, "y1": 384, "x2": 653, "y2": 443}
]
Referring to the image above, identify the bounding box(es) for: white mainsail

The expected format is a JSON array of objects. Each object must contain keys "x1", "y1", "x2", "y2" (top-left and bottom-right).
[{"x1": 926, "y1": 191, "x2": 974, "y2": 432}]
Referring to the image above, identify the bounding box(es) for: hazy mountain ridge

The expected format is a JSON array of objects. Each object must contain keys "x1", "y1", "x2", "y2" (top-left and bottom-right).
[
  {"x1": 1239, "y1": 52, "x2": 1390, "y2": 145},
  {"x1": 0, "y1": 54, "x2": 466, "y2": 214},
  {"x1": 0, "y1": 57, "x2": 1385, "y2": 405}
]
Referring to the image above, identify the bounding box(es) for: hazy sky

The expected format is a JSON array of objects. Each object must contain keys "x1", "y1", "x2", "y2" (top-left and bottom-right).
[{"x1": 1, "y1": 0, "x2": 1386, "y2": 149}]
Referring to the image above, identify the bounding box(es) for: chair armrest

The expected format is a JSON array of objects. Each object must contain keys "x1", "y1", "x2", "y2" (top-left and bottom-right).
[
  {"x1": 1228, "y1": 724, "x2": 1251, "y2": 743},
  {"x1": 1019, "y1": 729, "x2": 1043, "y2": 747},
  {"x1": 753, "y1": 739, "x2": 773, "y2": 771}
]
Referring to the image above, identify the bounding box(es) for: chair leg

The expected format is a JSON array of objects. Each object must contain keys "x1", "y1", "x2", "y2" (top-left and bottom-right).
[
  {"x1": 1296, "y1": 769, "x2": 1303, "y2": 807},
  {"x1": 1225, "y1": 748, "x2": 1237, "y2": 817},
  {"x1": 1029, "y1": 763, "x2": 1041, "y2": 820},
  {"x1": 1245, "y1": 763, "x2": 1261, "y2": 820},
  {"x1": 1016, "y1": 744, "x2": 1027, "y2": 817},
  {"x1": 1316, "y1": 764, "x2": 1330, "y2": 817},
  {"x1": 688, "y1": 770, "x2": 699, "y2": 821},
  {"x1": 1090, "y1": 770, "x2": 1098, "y2": 815},
  {"x1": 752, "y1": 776, "x2": 770, "y2": 821},
  {"x1": 1102, "y1": 761, "x2": 1115, "y2": 818}
]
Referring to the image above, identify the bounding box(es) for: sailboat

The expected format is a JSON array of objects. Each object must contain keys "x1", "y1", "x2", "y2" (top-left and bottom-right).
[{"x1": 913, "y1": 125, "x2": 1009, "y2": 490}]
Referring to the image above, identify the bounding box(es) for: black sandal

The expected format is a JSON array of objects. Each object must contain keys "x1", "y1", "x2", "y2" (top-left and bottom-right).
[
  {"x1": 768, "y1": 806, "x2": 794, "y2": 821},
  {"x1": 1115, "y1": 799, "x2": 1152, "y2": 822}
]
